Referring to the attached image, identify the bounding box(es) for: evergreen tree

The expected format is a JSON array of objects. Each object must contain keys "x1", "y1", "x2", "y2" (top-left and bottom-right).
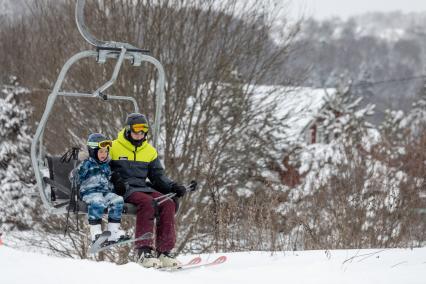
[{"x1": 0, "y1": 83, "x2": 36, "y2": 231}]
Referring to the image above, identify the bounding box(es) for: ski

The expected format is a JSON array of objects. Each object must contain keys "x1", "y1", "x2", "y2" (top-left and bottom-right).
[
  {"x1": 156, "y1": 256, "x2": 202, "y2": 271},
  {"x1": 162, "y1": 256, "x2": 227, "y2": 272},
  {"x1": 90, "y1": 232, "x2": 153, "y2": 254},
  {"x1": 88, "y1": 231, "x2": 111, "y2": 254},
  {"x1": 181, "y1": 256, "x2": 202, "y2": 267}
]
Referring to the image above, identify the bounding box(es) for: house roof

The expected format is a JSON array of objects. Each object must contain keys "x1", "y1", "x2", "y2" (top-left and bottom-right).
[{"x1": 251, "y1": 85, "x2": 336, "y2": 145}]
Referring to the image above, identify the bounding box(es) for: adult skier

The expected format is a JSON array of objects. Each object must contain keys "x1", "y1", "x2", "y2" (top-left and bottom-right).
[{"x1": 109, "y1": 113, "x2": 187, "y2": 268}]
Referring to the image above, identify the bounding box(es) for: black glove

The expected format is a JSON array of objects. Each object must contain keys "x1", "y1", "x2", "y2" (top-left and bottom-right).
[
  {"x1": 188, "y1": 180, "x2": 198, "y2": 192},
  {"x1": 171, "y1": 183, "x2": 186, "y2": 198},
  {"x1": 111, "y1": 171, "x2": 127, "y2": 196}
]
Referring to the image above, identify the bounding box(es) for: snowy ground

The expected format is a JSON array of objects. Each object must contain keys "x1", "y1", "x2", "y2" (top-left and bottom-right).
[{"x1": 1, "y1": 244, "x2": 425, "y2": 284}]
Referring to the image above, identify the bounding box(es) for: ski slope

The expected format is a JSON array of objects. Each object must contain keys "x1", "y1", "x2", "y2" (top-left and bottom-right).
[{"x1": 1, "y1": 245, "x2": 425, "y2": 284}]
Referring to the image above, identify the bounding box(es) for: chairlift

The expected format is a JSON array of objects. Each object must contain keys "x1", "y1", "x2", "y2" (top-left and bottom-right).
[{"x1": 30, "y1": 0, "x2": 166, "y2": 215}]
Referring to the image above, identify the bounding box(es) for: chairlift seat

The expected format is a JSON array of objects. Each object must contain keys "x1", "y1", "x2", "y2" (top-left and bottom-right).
[{"x1": 45, "y1": 155, "x2": 137, "y2": 215}]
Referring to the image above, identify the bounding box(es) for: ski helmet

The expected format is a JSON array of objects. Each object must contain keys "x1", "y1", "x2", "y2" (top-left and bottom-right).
[
  {"x1": 86, "y1": 133, "x2": 112, "y2": 163},
  {"x1": 125, "y1": 113, "x2": 149, "y2": 133}
]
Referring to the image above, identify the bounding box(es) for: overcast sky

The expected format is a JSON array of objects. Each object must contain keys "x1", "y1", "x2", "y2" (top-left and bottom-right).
[{"x1": 291, "y1": 0, "x2": 426, "y2": 20}]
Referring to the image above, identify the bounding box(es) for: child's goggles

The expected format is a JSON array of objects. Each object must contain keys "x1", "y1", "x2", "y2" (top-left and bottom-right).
[
  {"x1": 87, "y1": 140, "x2": 112, "y2": 149},
  {"x1": 130, "y1": 123, "x2": 149, "y2": 133}
]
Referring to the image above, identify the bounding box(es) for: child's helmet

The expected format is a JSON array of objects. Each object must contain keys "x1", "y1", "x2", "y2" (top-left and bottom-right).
[{"x1": 86, "y1": 133, "x2": 111, "y2": 162}]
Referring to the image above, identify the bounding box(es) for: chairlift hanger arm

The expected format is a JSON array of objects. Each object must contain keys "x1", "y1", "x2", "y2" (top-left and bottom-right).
[
  {"x1": 76, "y1": 0, "x2": 149, "y2": 53},
  {"x1": 75, "y1": 0, "x2": 164, "y2": 143},
  {"x1": 94, "y1": 47, "x2": 127, "y2": 99}
]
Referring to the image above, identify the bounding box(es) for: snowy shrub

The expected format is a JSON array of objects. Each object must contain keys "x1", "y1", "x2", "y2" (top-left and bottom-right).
[
  {"x1": 0, "y1": 83, "x2": 36, "y2": 231},
  {"x1": 279, "y1": 88, "x2": 425, "y2": 249}
]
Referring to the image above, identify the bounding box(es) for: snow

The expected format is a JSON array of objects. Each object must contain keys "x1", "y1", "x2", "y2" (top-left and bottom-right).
[{"x1": 1, "y1": 244, "x2": 426, "y2": 284}]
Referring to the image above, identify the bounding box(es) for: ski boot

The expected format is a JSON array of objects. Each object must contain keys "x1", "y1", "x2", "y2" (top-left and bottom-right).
[
  {"x1": 89, "y1": 224, "x2": 103, "y2": 244},
  {"x1": 158, "y1": 251, "x2": 181, "y2": 268},
  {"x1": 106, "y1": 222, "x2": 130, "y2": 244},
  {"x1": 138, "y1": 247, "x2": 161, "y2": 268}
]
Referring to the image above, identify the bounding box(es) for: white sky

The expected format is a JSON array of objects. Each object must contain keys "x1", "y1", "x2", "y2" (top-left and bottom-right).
[{"x1": 290, "y1": 0, "x2": 426, "y2": 20}]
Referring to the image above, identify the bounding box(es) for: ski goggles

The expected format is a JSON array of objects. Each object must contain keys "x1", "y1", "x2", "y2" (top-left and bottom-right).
[
  {"x1": 130, "y1": 123, "x2": 149, "y2": 133},
  {"x1": 87, "y1": 140, "x2": 112, "y2": 149}
]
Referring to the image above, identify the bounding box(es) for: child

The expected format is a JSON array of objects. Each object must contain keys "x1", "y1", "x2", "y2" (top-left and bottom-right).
[{"x1": 74, "y1": 133, "x2": 127, "y2": 244}]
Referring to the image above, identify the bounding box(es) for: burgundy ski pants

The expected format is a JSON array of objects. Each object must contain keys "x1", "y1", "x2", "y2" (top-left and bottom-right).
[{"x1": 126, "y1": 191, "x2": 176, "y2": 253}]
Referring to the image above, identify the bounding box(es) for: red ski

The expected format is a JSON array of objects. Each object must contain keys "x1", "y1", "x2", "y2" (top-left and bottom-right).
[
  {"x1": 182, "y1": 256, "x2": 202, "y2": 267},
  {"x1": 158, "y1": 256, "x2": 202, "y2": 271},
  {"x1": 165, "y1": 256, "x2": 227, "y2": 272}
]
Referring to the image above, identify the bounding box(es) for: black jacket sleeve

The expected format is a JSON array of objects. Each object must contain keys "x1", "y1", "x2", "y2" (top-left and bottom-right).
[{"x1": 147, "y1": 158, "x2": 175, "y2": 194}]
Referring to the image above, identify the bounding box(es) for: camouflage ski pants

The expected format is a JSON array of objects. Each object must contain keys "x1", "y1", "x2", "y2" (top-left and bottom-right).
[{"x1": 82, "y1": 192, "x2": 124, "y2": 224}]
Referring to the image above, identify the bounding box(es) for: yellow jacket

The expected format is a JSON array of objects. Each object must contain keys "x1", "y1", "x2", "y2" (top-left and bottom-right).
[{"x1": 109, "y1": 129, "x2": 174, "y2": 199}]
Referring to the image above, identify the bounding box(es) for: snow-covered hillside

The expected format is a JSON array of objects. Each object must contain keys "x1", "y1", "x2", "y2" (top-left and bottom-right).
[{"x1": 1, "y1": 244, "x2": 425, "y2": 284}]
